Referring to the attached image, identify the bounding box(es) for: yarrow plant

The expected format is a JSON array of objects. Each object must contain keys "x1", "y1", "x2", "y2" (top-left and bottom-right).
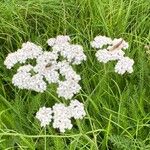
[
  {"x1": 91, "y1": 35, "x2": 134, "y2": 75},
  {"x1": 4, "y1": 35, "x2": 87, "y2": 132},
  {"x1": 4, "y1": 35, "x2": 86, "y2": 98},
  {"x1": 36, "y1": 99, "x2": 86, "y2": 133},
  {"x1": 4, "y1": 35, "x2": 135, "y2": 133}
]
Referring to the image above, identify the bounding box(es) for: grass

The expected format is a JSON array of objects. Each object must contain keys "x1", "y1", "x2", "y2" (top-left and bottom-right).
[{"x1": 0, "y1": 0, "x2": 150, "y2": 149}]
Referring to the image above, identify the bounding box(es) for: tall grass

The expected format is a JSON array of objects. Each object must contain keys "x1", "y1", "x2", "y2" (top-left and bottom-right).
[{"x1": 0, "y1": 0, "x2": 150, "y2": 149}]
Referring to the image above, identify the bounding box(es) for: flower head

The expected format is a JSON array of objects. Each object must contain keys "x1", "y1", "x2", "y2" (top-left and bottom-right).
[
  {"x1": 47, "y1": 35, "x2": 70, "y2": 46},
  {"x1": 12, "y1": 65, "x2": 47, "y2": 92},
  {"x1": 69, "y1": 100, "x2": 86, "y2": 119},
  {"x1": 108, "y1": 38, "x2": 129, "y2": 51},
  {"x1": 36, "y1": 100, "x2": 86, "y2": 132},
  {"x1": 115, "y1": 57, "x2": 134, "y2": 75},
  {"x1": 57, "y1": 80, "x2": 81, "y2": 100},
  {"x1": 91, "y1": 35, "x2": 112, "y2": 49},
  {"x1": 4, "y1": 35, "x2": 86, "y2": 96},
  {"x1": 4, "y1": 42, "x2": 43, "y2": 69},
  {"x1": 36, "y1": 107, "x2": 53, "y2": 127},
  {"x1": 91, "y1": 35, "x2": 134, "y2": 75},
  {"x1": 95, "y1": 49, "x2": 125, "y2": 63},
  {"x1": 34, "y1": 51, "x2": 59, "y2": 84},
  {"x1": 52, "y1": 103, "x2": 72, "y2": 133}
]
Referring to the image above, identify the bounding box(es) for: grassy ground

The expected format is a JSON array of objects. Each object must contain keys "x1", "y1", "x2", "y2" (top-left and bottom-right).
[{"x1": 0, "y1": 0, "x2": 150, "y2": 149}]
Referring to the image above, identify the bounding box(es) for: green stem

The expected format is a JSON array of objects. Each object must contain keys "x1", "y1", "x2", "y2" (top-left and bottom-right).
[{"x1": 44, "y1": 128, "x2": 47, "y2": 150}]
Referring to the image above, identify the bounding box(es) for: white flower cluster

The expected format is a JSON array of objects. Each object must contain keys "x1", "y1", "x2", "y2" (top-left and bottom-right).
[
  {"x1": 49, "y1": 36, "x2": 87, "y2": 65},
  {"x1": 4, "y1": 35, "x2": 86, "y2": 98},
  {"x1": 35, "y1": 107, "x2": 53, "y2": 127},
  {"x1": 12, "y1": 65, "x2": 47, "y2": 92},
  {"x1": 68, "y1": 99, "x2": 86, "y2": 119},
  {"x1": 52, "y1": 103, "x2": 72, "y2": 133},
  {"x1": 36, "y1": 100, "x2": 86, "y2": 133},
  {"x1": 91, "y1": 35, "x2": 134, "y2": 74},
  {"x1": 5, "y1": 35, "x2": 87, "y2": 132},
  {"x1": 4, "y1": 42, "x2": 43, "y2": 69},
  {"x1": 91, "y1": 35, "x2": 112, "y2": 49},
  {"x1": 56, "y1": 61, "x2": 81, "y2": 99},
  {"x1": 47, "y1": 35, "x2": 70, "y2": 46},
  {"x1": 115, "y1": 57, "x2": 134, "y2": 75}
]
